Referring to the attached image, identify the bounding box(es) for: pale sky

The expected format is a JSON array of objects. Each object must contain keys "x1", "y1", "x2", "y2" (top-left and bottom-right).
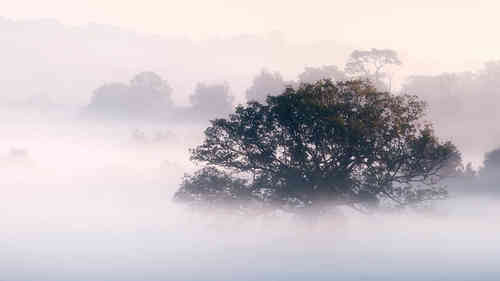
[
  {"x1": 3, "y1": 0, "x2": 500, "y2": 72},
  {"x1": 2, "y1": 0, "x2": 499, "y2": 72},
  {"x1": 0, "y1": 1, "x2": 496, "y2": 42}
]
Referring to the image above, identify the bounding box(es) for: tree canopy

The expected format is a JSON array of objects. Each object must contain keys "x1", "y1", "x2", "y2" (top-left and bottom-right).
[{"x1": 174, "y1": 80, "x2": 460, "y2": 216}]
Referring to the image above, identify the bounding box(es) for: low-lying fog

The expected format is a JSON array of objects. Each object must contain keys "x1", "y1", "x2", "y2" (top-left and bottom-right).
[{"x1": 1, "y1": 110, "x2": 499, "y2": 281}]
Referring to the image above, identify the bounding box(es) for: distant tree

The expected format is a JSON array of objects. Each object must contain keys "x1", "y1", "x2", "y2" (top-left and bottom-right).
[
  {"x1": 400, "y1": 62, "x2": 500, "y2": 186},
  {"x1": 298, "y1": 65, "x2": 347, "y2": 84},
  {"x1": 188, "y1": 82, "x2": 234, "y2": 119},
  {"x1": 175, "y1": 80, "x2": 460, "y2": 217},
  {"x1": 86, "y1": 72, "x2": 173, "y2": 120},
  {"x1": 127, "y1": 71, "x2": 174, "y2": 113},
  {"x1": 402, "y1": 62, "x2": 500, "y2": 120},
  {"x1": 88, "y1": 83, "x2": 130, "y2": 113},
  {"x1": 478, "y1": 147, "x2": 500, "y2": 192},
  {"x1": 345, "y1": 48, "x2": 402, "y2": 91},
  {"x1": 402, "y1": 73, "x2": 469, "y2": 122},
  {"x1": 245, "y1": 69, "x2": 290, "y2": 103}
]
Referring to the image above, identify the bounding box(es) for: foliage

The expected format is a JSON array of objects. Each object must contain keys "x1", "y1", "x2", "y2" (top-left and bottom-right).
[
  {"x1": 175, "y1": 80, "x2": 460, "y2": 215},
  {"x1": 174, "y1": 167, "x2": 261, "y2": 214}
]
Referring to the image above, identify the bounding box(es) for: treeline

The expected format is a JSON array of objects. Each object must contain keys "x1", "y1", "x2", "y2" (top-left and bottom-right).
[
  {"x1": 402, "y1": 61, "x2": 500, "y2": 129},
  {"x1": 446, "y1": 147, "x2": 500, "y2": 195},
  {"x1": 82, "y1": 50, "x2": 500, "y2": 128},
  {"x1": 401, "y1": 61, "x2": 500, "y2": 182},
  {"x1": 84, "y1": 72, "x2": 234, "y2": 123},
  {"x1": 82, "y1": 49, "x2": 500, "y2": 197},
  {"x1": 83, "y1": 48, "x2": 401, "y2": 123},
  {"x1": 78, "y1": 47, "x2": 500, "y2": 205}
]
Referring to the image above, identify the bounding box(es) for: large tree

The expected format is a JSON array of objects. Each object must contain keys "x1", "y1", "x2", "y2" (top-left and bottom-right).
[{"x1": 175, "y1": 80, "x2": 460, "y2": 216}]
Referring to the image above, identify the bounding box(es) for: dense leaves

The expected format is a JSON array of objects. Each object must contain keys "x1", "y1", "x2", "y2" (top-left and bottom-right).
[
  {"x1": 175, "y1": 80, "x2": 460, "y2": 215},
  {"x1": 174, "y1": 167, "x2": 259, "y2": 214}
]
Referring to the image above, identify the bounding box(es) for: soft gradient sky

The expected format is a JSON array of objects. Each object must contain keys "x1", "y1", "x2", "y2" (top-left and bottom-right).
[
  {"x1": 0, "y1": 1, "x2": 494, "y2": 40},
  {"x1": 3, "y1": 0, "x2": 499, "y2": 72}
]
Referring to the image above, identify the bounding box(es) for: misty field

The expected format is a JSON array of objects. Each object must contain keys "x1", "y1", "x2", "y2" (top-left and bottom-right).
[{"x1": 1, "y1": 112, "x2": 499, "y2": 281}]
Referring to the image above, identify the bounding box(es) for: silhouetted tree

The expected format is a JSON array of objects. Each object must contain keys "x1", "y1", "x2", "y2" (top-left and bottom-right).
[
  {"x1": 175, "y1": 80, "x2": 460, "y2": 217},
  {"x1": 345, "y1": 48, "x2": 401, "y2": 91},
  {"x1": 298, "y1": 65, "x2": 346, "y2": 84},
  {"x1": 245, "y1": 69, "x2": 289, "y2": 103},
  {"x1": 188, "y1": 82, "x2": 234, "y2": 120}
]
